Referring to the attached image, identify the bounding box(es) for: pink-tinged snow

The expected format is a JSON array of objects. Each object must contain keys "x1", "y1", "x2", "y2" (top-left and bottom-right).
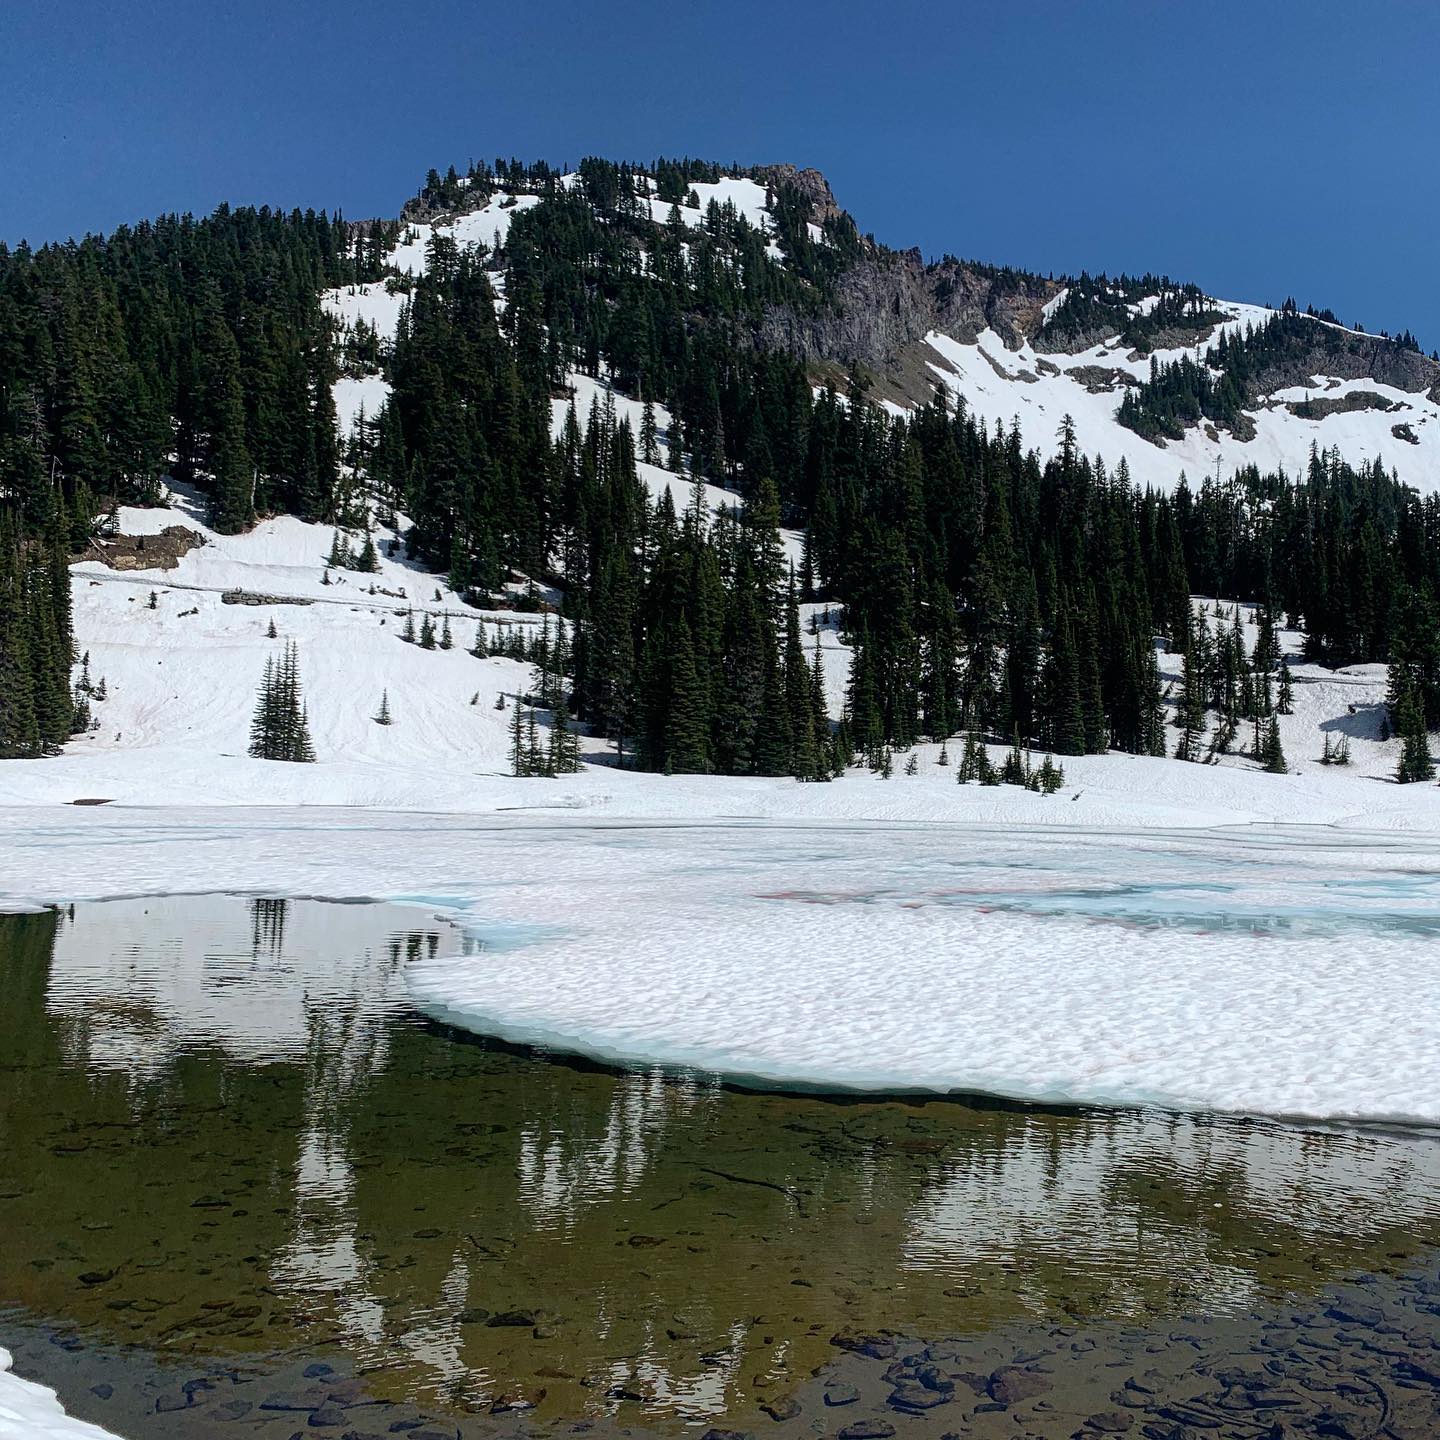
[
  {"x1": 3, "y1": 812, "x2": 1439, "y2": 1124},
  {"x1": 924, "y1": 298, "x2": 1440, "y2": 492},
  {"x1": 0, "y1": 1349, "x2": 121, "y2": 1440}
]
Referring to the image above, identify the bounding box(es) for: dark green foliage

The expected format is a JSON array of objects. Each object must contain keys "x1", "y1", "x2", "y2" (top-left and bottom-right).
[
  {"x1": 1119, "y1": 305, "x2": 1433, "y2": 445},
  {"x1": 248, "y1": 641, "x2": 315, "y2": 762},
  {"x1": 1262, "y1": 716, "x2": 1288, "y2": 774},
  {"x1": 7, "y1": 150, "x2": 1440, "y2": 787},
  {"x1": 1394, "y1": 682, "x2": 1436, "y2": 784}
]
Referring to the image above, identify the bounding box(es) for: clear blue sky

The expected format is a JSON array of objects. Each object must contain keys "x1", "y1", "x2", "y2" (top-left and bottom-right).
[{"x1": 4, "y1": 0, "x2": 1437, "y2": 349}]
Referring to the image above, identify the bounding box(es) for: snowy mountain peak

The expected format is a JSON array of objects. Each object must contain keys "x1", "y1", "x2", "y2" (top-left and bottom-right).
[{"x1": 330, "y1": 157, "x2": 1440, "y2": 493}]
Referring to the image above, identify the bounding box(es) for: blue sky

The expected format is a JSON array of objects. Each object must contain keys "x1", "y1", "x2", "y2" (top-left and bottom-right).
[{"x1": 4, "y1": 0, "x2": 1437, "y2": 349}]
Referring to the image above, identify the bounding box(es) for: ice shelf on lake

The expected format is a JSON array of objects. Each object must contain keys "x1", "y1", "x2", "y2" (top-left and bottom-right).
[
  {"x1": 405, "y1": 820, "x2": 1440, "y2": 1123},
  {"x1": 2, "y1": 808, "x2": 1435, "y2": 1126}
]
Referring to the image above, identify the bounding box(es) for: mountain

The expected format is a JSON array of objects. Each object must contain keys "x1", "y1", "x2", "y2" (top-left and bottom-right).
[
  {"x1": 2, "y1": 154, "x2": 1438, "y2": 811},
  {"x1": 339, "y1": 160, "x2": 1440, "y2": 493}
]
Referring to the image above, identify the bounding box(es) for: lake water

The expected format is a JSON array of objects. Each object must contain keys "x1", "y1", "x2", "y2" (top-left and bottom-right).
[{"x1": 2, "y1": 894, "x2": 1439, "y2": 1438}]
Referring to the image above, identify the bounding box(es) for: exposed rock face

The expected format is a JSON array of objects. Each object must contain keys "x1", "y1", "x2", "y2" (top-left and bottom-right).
[
  {"x1": 760, "y1": 248, "x2": 1058, "y2": 387},
  {"x1": 80, "y1": 526, "x2": 202, "y2": 572},
  {"x1": 1280, "y1": 388, "x2": 1399, "y2": 419},
  {"x1": 756, "y1": 163, "x2": 842, "y2": 224},
  {"x1": 1248, "y1": 327, "x2": 1440, "y2": 404},
  {"x1": 1067, "y1": 364, "x2": 1143, "y2": 393}
]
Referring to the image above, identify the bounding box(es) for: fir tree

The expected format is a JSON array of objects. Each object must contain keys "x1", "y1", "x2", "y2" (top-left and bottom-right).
[
  {"x1": 1277, "y1": 658, "x2": 1294, "y2": 715},
  {"x1": 419, "y1": 612, "x2": 436, "y2": 649},
  {"x1": 248, "y1": 642, "x2": 315, "y2": 762},
  {"x1": 1262, "y1": 716, "x2": 1287, "y2": 774},
  {"x1": 374, "y1": 690, "x2": 393, "y2": 725},
  {"x1": 1395, "y1": 685, "x2": 1436, "y2": 783}
]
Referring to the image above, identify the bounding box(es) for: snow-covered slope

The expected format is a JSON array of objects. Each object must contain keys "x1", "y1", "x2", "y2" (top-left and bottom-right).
[
  {"x1": 923, "y1": 310, "x2": 1440, "y2": 492},
  {"x1": 1, "y1": 165, "x2": 1435, "y2": 828},
  {"x1": 0, "y1": 481, "x2": 1432, "y2": 831},
  {"x1": 323, "y1": 165, "x2": 1440, "y2": 492}
]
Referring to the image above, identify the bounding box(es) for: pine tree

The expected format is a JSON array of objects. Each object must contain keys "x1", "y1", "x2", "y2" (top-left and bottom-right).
[
  {"x1": 1001, "y1": 729, "x2": 1029, "y2": 787},
  {"x1": 640, "y1": 400, "x2": 659, "y2": 466},
  {"x1": 1173, "y1": 628, "x2": 1206, "y2": 762},
  {"x1": 1262, "y1": 716, "x2": 1287, "y2": 774},
  {"x1": 440, "y1": 614, "x2": 454, "y2": 650},
  {"x1": 1036, "y1": 754, "x2": 1065, "y2": 794},
  {"x1": 419, "y1": 612, "x2": 436, "y2": 649},
  {"x1": 547, "y1": 689, "x2": 582, "y2": 775},
  {"x1": 1277, "y1": 658, "x2": 1294, "y2": 715},
  {"x1": 509, "y1": 697, "x2": 527, "y2": 776},
  {"x1": 248, "y1": 642, "x2": 314, "y2": 761},
  {"x1": 662, "y1": 614, "x2": 710, "y2": 773},
  {"x1": 401, "y1": 609, "x2": 416, "y2": 643},
  {"x1": 374, "y1": 690, "x2": 393, "y2": 725},
  {"x1": 1395, "y1": 685, "x2": 1436, "y2": 783},
  {"x1": 525, "y1": 703, "x2": 543, "y2": 776}
]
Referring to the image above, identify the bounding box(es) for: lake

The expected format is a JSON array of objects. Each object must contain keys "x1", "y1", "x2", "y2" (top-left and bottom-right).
[{"x1": 2, "y1": 894, "x2": 1438, "y2": 1438}]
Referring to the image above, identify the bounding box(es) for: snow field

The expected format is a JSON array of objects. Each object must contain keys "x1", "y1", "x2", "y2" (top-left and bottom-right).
[
  {"x1": 1, "y1": 483, "x2": 1434, "y2": 827},
  {"x1": 925, "y1": 315, "x2": 1440, "y2": 494}
]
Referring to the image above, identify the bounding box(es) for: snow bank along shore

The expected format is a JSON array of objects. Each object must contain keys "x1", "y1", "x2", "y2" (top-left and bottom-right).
[{"x1": 4, "y1": 810, "x2": 1438, "y2": 1126}]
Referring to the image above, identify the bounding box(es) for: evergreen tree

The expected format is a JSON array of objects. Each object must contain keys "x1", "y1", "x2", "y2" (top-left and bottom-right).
[
  {"x1": 1276, "y1": 657, "x2": 1294, "y2": 714},
  {"x1": 248, "y1": 642, "x2": 315, "y2": 761},
  {"x1": 508, "y1": 696, "x2": 527, "y2": 775},
  {"x1": 1262, "y1": 716, "x2": 1287, "y2": 774},
  {"x1": 1395, "y1": 685, "x2": 1436, "y2": 783}
]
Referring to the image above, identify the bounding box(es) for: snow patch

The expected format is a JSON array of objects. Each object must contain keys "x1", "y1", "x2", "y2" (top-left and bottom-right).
[{"x1": 0, "y1": 1349, "x2": 122, "y2": 1440}]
